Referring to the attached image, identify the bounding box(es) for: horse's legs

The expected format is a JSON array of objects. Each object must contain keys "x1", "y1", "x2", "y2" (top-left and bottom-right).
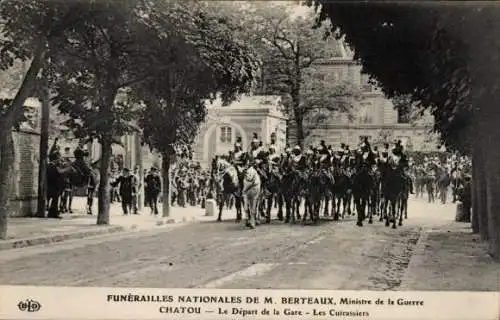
[
  {"x1": 265, "y1": 194, "x2": 273, "y2": 224},
  {"x1": 48, "y1": 193, "x2": 60, "y2": 218},
  {"x1": 277, "y1": 193, "x2": 284, "y2": 221},
  {"x1": 331, "y1": 193, "x2": 337, "y2": 217},
  {"x1": 284, "y1": 197, "x2": 291, "y2": 223},
  {"x1": 404, "y1": 197, "x2": 408, "y2": 219},
  {"x1": 87, "y1": 189, "x2": 94, "y2": 215},
  {"x1": 316, "y1": 196, "x2": 322, "y2": 222},
  {"x1": 384, "y1": 199, "x2": 390, "y2": 227},
  {"x1": 302, "y1": 197, "x2": 310, "y2": 223},
  {"x1": 368, "y1": 194, "x2": 374, "y2": 224},
  {"x1": 68, "y1": 189, "x2": 73, "y2": 213},
  {"x1": 290, "y1": 196, "x2": 297, "y2": 223},
  {"x1": 346, "y1": 193, "x2": 352, "y2": 215},
  {"x1": 379, "y1": 196, "x2": 386, "y2": 222},
  {"x1": 293, "y1": 197, "x2": 299, "y2": 222},
  {"x1": 398, "y1": 197, "x2": 404, "y2": 226},
  {"x1": 355, "y1": 196, "x2": 363, "y2": 227},
  {"x1": 343, "y1": 194, "x2": 350, "y2": 217},
  {"x1": 59, "y1": 193, "x2": 66, "y2": 212},
  {"x1": 235, "y1": 195, "x2": 242, "y2": 222},
  {"x1": 392, "y1": 200, "x2": 397, "y2": 229},
  {"x1": 323, "y1": 196, "x2": 329, "y2": 217},
  {"x1": 217, "y1": 193, "x2": 225, "y2": 222}
]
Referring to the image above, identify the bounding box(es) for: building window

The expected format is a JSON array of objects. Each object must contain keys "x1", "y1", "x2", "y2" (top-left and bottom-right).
[
  {"x1": 358, "y1": 102, "x2": 373, "y2": 124},
  {"x1": 220, "y1": 126, "x2": 232, "y2": 144},
  {"x1": 397, "y1": 108, "x2": 411, "y2": 123}
]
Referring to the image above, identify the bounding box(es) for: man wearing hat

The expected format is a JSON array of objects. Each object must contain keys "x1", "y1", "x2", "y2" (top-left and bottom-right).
[
  {"x1": 234, "y1": 136, "x2": 243, "y2": 153},
  {"x1": 145, "y1": 167, "x2": 161, "y2": 215},
  {"x1": 111, "y1": 168, "x2": 136, "y2": 215},
  {"x1": 318, "y1": 140, "x2": 328, "y2": 154},
  {"x1": 457, "y1": 174, "x2": 472, "y2": 222},
  {"x1": 291, "y1": 145, "x2": 307, "y2": 171},
  {"x1": 49, "y1": 137, "x2": 61, "y2": 162},
  {"x1": 269, "y1": 132, "x2": 277, "y2": 151}
]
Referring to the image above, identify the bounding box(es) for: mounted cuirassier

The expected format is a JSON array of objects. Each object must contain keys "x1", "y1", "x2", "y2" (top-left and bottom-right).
[
  {"x1": 380, "y1": 139, "x2": 412, "y2": 228},
  {"x1": 313, "y1": 140, "x2": 335, "y2": 219},
  {"x1": 391, "y1": 140, "x2": 414, "y2": 195},
  {"x1": 264, "y1": 138, "x2": 284, "y2": 222},
  {"x1": 248, "y1": 133, "x2": 267, "y2": 179},
  {"x1": 289, "y1": 145, "x2": 308, "y2": 222},
  {"x1": 351, "y1": 137, "x2": 377, "y2": 226}
]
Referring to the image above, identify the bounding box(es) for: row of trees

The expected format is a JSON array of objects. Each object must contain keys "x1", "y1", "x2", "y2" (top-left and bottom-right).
[
  {"x1": 0, "y1": 1, "x2": 363, "y2": 239},
  {"x1": 211, "y1": 1, "x2": 361, "y2": 147},
  {"x1": 0, "y1": 0, "x2": 260, "y2": 238},
  {"x1": 308, "y1": 1, "x2": 500, "y2": 259}
]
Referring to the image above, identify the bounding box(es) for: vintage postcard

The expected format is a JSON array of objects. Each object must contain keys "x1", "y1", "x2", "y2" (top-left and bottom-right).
[{"x1": 0, "y1": 0, "x2": 498, "y2": 319}]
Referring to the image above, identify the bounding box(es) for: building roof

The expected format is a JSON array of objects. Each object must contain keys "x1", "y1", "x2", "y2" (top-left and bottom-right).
[{"x1": 206, "y1": 95, "x2": 282, "y2": 109}]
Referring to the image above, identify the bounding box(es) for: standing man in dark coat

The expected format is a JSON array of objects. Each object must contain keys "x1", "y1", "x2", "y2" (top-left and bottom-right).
[
  {"x1": 145, "y1": 167, "x2": 161, "y2": 215},
  {"x1": 46, "y1": 152, "x2": 63, "y2": 218},
  {"x1": 437, "y1": 167, "x2": 451, "y2": 204},
  {"x1": 112, "y1": 168, "x2": 136, "y2": 215}
]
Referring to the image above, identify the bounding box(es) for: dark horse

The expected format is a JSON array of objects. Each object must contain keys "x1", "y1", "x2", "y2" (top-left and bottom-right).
[
  {"x1": 305, "y1": 164, "x2": 334, "y2": 224},
  {"x1": 263, "y1": 160, "x2": 284, "y2": 223},
  {"x1": 279, "y1": 156, "x2": 302, "y2": 223},
  {"x1": 379, "y1": 157, "x2": 406, "y2": 229},
  {"x1": 211, "y1": 156, "x2": 243, "y2": 222},
  {"x1": 351, "y1": 153, "x2": 376, "y2": 227},
  {"x1": 46, "y1": 156, "x2": 96, "y2": 218}
]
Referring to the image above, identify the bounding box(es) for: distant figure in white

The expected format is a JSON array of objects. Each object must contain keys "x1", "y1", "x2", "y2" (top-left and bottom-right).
[{"x1": 242, "y1": 164, "x2": 261, "y2": 229}]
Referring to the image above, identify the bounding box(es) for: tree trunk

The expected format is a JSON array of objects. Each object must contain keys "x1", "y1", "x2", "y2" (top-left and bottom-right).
[
  {"x1": 472, "y1": 128, "x2": 489, "y2": 239},
  {"x1": 36, "y1": 80, "x2": 50, "y2": 217},
  {"x1": 294, "y1": 112, "x2": 305, "y2": 149},
  {"x1": 482, "y1": 114, "x2": 500, "y2": 259},
  {"x1": 0, "y1": 132, "x2": 15, "y2": 239},
  {"x1": 97, "y1": 136, "x2": 112, "y2": 225},
  {"x1": 471, "y1": 150, "x2": 479, "y2": 233},
  {"x1": 0, "y1": 40, "x2": 45, "y2": 234},
  {"x1": 161, "y1": 152, "x2": 172, "y2": 218},
  {"x1": 135, "y1": 134, "x2": 143, "y2": 211}
]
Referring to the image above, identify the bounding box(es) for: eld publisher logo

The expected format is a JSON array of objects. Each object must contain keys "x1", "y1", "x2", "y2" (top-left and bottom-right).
[{"x1": 17, "y1": 299, "x2": 41, "y2": 312}]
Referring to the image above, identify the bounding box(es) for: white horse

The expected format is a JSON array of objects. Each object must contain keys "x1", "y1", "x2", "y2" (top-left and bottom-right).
[
  {"x1": 242, "y1": 165, "x2": 262, "y2": 229},
  {"x1": 212, "y1": 157, "x2": 243, "y2": 221}
]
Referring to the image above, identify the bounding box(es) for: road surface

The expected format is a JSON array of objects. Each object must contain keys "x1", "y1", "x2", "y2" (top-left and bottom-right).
[{"x1": 0, "y1": 197, "x2": 457, "y2": 290}]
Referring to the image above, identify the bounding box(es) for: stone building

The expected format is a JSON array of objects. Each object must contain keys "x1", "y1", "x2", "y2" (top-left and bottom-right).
[
  {"x1": 191, "y1": 95, "x2": 287, "y2": 168},
  {"x1": 1, "y1": 97, "x2": 43, "y2": 217},
  {"x1": 288, "y1": 39, "x2": 438, "y2": 151}
]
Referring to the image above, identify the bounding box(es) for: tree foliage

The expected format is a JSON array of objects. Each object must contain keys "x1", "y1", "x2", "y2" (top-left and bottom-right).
[
  {"x1": 307, "y1": 1, "x2": 474, "y2": 151},
  {"x1": 131, "y1": 0, "x2": 260, "y2": 154},
  {"x1": 213, "y1": 2, "x2": 359, "y2": 146}
]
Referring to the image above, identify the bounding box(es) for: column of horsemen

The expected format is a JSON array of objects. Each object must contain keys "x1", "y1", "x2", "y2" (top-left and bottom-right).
[
  {"x1": 43, "y1": 133, "x2": 470, "y2": 223},
  {"x1": 200, "y1": 133, "x2": 472, "y2": 229},
  {"x1": 206, "y1": 134, "x2": 414, "y2": 229}
]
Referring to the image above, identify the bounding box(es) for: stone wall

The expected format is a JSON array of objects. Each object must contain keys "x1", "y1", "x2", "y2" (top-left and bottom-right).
[{"x1": 9, "y1": 128, "x2": 40, "y2": 217}]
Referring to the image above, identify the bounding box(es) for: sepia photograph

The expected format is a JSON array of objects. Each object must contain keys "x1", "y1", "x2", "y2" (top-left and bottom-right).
[{"x1": 0, "y1": 0, "x2": 498, "y2": 319}]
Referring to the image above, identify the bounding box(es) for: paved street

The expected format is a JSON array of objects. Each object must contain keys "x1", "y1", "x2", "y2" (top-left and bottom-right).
[{"x1": 0, "y1": 197, "x2": 497, "y2": 291}]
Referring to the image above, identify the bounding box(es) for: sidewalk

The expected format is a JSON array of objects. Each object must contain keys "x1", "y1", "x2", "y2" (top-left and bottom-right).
[
  {"x1": 1, "y1": 197, "x2": 214, "y2": 251},
  {"x1": 400, "y1": 196, "x2": 500, "y2": 291}
]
